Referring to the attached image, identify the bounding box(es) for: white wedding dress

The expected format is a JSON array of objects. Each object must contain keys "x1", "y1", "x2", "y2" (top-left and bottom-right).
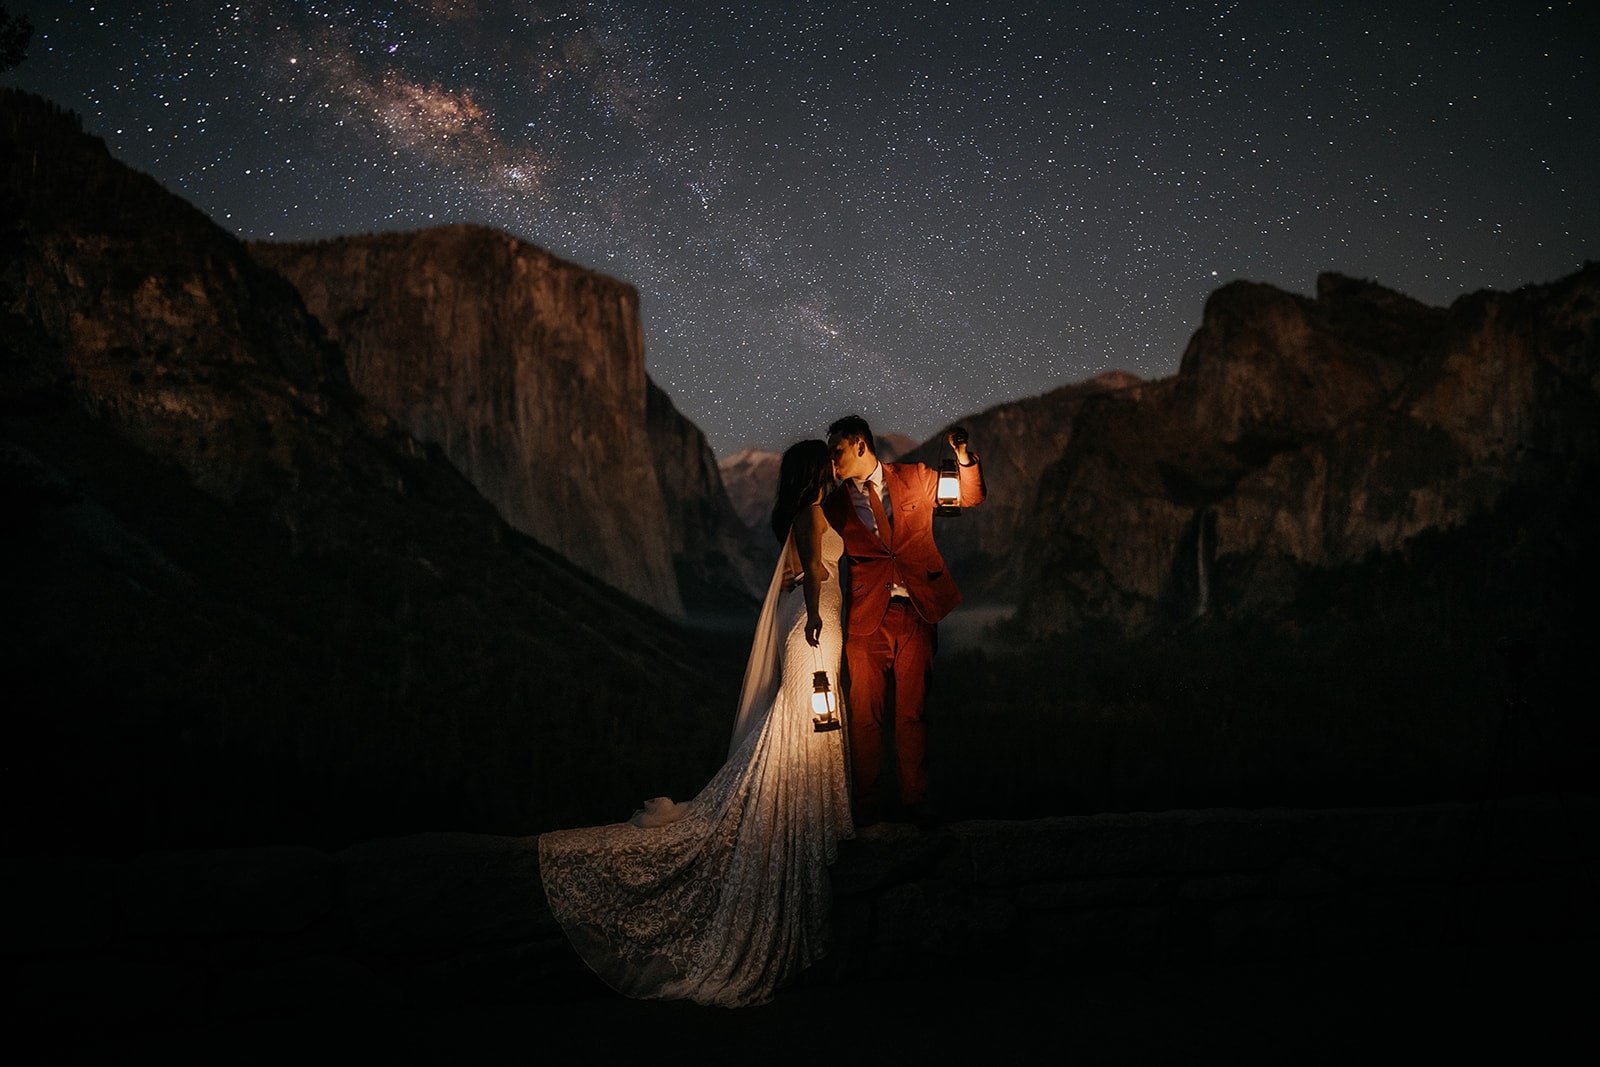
[{"x1": 537, "y1": 522, "x2": 853, "y2": 1008}]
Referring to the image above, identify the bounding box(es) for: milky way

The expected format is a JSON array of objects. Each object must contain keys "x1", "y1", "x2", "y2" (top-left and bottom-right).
[{"x1": 7, "y1": 1, "x2": 1597, "y2": 454}]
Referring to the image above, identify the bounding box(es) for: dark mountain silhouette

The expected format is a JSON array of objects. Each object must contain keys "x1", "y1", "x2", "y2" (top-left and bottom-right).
[
  {"x1": 905, "y1": 263, "x2": 1599, "y2": 632},
  {"x1": 0, "y1": 90, "x2": 740, "y2": 853},
  {"x1": 912, "y1": 270, "x2": 1599, "y2": 815}
]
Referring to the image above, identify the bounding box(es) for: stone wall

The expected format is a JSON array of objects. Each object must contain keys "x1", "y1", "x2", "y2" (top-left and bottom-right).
[{"x1": 5, "y1": 797, "x2": 1593, "y2": 1027}]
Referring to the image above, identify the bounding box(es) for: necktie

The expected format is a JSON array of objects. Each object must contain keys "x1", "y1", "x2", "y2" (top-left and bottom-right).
[{"x1": 865, "y1": 480, "x2": 893, "y2": 549}]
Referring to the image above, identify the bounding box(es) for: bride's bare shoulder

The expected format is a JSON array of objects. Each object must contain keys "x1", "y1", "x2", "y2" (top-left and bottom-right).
[
  {"x1": 807, "y1": 502, "x2": 842, "y2": 550},
  {"x1": 795, "y1": 501, "x2": 826, "y2": 532}
]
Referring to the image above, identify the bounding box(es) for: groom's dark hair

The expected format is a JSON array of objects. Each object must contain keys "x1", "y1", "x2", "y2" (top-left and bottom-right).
[{"x1": 827, "y1": 414, "x2": 875, "y2": 452}]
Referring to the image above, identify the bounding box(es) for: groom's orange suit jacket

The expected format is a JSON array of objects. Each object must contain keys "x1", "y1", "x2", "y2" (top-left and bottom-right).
[{"x1": 823, "y1": 459, "x2": 986, "y2": 635}]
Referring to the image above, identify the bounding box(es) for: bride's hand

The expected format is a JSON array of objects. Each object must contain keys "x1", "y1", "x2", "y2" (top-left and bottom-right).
[{"x1": 805, "y1": 612, "x2": 823, "y2": 647}]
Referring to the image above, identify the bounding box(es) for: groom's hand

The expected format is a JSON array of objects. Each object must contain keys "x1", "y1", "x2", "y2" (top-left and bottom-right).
[
  {"x1": 805, "y1": 612, "x2": 823, "y2": 647},
  {"x1": 946, "y1": 429, "x2": 974, "y2": 465}
]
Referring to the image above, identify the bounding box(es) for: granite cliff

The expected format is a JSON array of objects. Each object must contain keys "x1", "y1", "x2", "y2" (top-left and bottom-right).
[
  {"x1": 644, "y1": 379, "x2": 769, "y2": 609},
  {"x1": 892, "y1": 271, "x2": 1597, "y2": 634},
  {"x1": 912, "y1": 275, "x2": 1597, "y2": 815},
  {"x1": 252, "y1": 227, "x2": 761, "y2": 618},
  {"x1": 1014, "y1": 269, "x2": 1600, "y2": 634},
  {"x1": 898, "y1": 370, "x2": 1141, "y2": 601},
  {"x1": 0, "y1": 90, "x2": 735, "y2": 852}
]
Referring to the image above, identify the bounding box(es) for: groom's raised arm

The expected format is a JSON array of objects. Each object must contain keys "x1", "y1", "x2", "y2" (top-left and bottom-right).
[{"x1": 949, "y1": 431, "x2": 986, "y2": 507}]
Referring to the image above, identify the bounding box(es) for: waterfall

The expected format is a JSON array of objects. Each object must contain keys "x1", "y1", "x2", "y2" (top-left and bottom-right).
[{"x1": 1195, "y1": 509, "x2": 1211, "y2": 617}]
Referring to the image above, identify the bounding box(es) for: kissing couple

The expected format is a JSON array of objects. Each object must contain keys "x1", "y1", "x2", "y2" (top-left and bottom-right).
[{"x1": 539, "y1": 414, "x2": 985, "y2": 1007}]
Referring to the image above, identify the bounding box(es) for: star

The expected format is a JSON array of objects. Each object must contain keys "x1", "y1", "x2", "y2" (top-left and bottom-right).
[{"x1": 7, "y1": 1, "x2": 1596, "y2": 454}]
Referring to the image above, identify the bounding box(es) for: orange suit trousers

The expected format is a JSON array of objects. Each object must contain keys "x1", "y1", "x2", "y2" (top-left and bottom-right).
[{"x1": 846, "y1": 598, "x2": 936, "y2": 810}]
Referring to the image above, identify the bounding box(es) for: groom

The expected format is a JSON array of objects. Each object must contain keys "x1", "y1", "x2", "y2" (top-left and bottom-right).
[{"x1": 824, "y1": 415, "x2": 985, "y2": 827}]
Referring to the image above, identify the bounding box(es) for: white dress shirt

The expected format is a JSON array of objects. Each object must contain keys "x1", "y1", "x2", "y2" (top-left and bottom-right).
[{"x1": 848, "y1": 462, "x2": 909, "y2": 599}]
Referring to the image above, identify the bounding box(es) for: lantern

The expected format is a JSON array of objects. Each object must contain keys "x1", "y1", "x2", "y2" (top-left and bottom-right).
[
  {"x1": 936, "y1": 458, "x2": 961, "y2": 516},
  {"x1": 937, "y1": 425, "x2": 967, "y2": 517},
  {"x1": 811, "y1": 671, "x2": 841, "y2": 732}
]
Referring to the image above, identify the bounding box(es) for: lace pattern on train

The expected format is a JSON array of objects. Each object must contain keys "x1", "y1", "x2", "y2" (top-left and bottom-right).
[{"x1": 537, "y1": 524, "x2": 851, "y2": 1007}]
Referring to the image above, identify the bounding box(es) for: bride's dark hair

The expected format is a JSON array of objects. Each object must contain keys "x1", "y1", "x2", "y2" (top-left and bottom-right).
[{"x1": 769, "y1": 439, "x2": 833, "y2": 545}]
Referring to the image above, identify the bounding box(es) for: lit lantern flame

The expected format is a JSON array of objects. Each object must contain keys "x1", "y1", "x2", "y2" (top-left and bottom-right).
[{"x1": 811, "y1": 671, "x2": 841, "y2": 732}]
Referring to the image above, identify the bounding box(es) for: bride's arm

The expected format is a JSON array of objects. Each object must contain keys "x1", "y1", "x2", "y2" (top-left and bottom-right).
[{"x1": 794, "y1": 499, "x2": 829, "y2": 647}]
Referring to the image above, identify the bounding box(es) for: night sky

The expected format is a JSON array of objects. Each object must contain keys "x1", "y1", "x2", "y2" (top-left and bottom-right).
[{"x1": 6, "y1": 1, "x2": 1597, "y2": 455}]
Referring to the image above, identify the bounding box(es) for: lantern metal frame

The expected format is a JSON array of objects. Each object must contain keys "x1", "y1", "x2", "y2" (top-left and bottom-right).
[
  {"x1": 811, "y1": 670, "x2": 841, "y2": 732},
  {"x1": 936, "y1": 425, "x2": 967, "y2": 517},
  {"x1": 936, "y1": 456, "x2": 962, "y2": 516}
]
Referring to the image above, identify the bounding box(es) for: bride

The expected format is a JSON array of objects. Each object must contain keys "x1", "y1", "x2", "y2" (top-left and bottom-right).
[{"x1": 537, "y1": 439, "x2": 853, "y2": 1008}]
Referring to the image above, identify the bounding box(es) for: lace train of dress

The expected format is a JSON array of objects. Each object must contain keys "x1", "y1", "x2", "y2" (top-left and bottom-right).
[{"x1": 537, "y1": 527, "x2": 852, "y2": 1008}]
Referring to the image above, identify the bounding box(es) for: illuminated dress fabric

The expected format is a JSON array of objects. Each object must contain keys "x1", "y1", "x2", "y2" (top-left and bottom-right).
[{"x1": 537, "y1": 523, "x2": 852, "y2": 1007}]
